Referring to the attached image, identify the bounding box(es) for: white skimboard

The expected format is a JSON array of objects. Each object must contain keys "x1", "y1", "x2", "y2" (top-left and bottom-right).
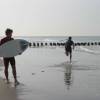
[{"x1": 0, "y1": 39, "x2": 29, "y2": 57}]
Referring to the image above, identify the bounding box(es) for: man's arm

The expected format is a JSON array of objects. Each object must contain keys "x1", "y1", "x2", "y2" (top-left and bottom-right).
[
  {"x1": 65, "y1": 41, "x2": 67, "y2": 49},
  {"x1": 0, "y1": 39, "x2": 3, "y2": 45},
  {"x1": 72, "y1": 41, "x2": 75, "y2": 50}
]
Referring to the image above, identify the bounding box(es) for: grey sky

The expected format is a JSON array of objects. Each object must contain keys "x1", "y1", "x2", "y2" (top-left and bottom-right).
[{"x1": 0, "y1": 0, "x2": 100, "y2": 36}]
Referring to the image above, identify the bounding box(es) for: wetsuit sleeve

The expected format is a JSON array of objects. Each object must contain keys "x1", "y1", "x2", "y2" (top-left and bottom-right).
[
  {"x1": 0, "y1": 41, "x2": 1, "y2": 45},
  {"x1": 0, "y1": 39, "x2": 4, "y2": 45},
  {"x1": 0, "y1": 37, "x2": 14, "y2": 45}
]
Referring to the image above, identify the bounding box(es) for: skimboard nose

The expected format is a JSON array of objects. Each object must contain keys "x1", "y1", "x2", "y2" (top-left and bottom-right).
[{"x1": 20, "y1": 40, "x2": 29, "y2": 51}]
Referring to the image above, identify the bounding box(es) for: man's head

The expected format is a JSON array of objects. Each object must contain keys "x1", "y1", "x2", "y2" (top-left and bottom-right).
[
  {"x1": 68, "y1": 36, "x2": 72, "y2": 40},
  {"x1": 5, "y1": 28, "x2": 13, "y2": 38}
]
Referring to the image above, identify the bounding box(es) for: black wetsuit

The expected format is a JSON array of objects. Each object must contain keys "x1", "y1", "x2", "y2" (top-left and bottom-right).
[{"x1": 65, "y1": 40, "x2": 74, "y2": 53}]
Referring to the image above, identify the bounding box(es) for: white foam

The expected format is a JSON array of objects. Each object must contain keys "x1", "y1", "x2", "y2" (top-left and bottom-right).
[{"x1": 79, "y1": 46, "x2": 100, "y2": 54}]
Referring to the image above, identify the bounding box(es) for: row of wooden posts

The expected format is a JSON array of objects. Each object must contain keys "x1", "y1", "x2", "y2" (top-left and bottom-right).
[{"x1": 28, "y1": 42, "x2": 100, "y2": 47}]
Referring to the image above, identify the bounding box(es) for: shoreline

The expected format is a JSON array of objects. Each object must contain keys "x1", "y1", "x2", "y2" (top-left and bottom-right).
[{"x1": 0, "y1": 78, "x2": 21, "y2": 100}]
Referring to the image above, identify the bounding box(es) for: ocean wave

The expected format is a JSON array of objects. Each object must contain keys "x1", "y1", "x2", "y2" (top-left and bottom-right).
[
  {"x1": 79, "y1": 46, "x2": 100, "y2": 55},
  {"x1": 43, "y1": 38, "x2": 58, "y2": 42}
]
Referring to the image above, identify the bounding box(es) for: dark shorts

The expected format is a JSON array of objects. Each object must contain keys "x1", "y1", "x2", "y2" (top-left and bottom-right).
[
  {"x1": 65, "y1": 48, "x2": 72, "y2": 53},
  {"x1": 3, "y1": 57, "x2": 15, "y2": 66}
]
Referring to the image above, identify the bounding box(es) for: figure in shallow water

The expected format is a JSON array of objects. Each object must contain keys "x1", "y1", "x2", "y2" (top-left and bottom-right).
[{"x1": 65, "y1": 36, "x2": 75, "y2": 63}]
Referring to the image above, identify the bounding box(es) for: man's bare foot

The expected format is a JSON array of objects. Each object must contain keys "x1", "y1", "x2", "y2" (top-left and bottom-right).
[
  {"x1": 15, "y1": 81, "x2": 20, "y2": 86},
  {"x1": 5, "y1": 79, "x2": 10, "y2": 84}
]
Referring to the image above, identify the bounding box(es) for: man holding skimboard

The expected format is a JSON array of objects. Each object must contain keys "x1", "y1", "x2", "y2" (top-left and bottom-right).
[
  {"x1": 65, "y1": 36, "x2": 75, "y2": 63},
  {"x1": 0, "y1": 28, "x2": 19, "y2": 85}
]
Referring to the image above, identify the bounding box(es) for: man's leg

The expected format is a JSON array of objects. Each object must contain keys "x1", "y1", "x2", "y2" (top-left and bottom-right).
[
  {"x1": 4, "y1": 59, "x2": 9, "y2": 83},
  {"x1": 10, "y1": 58, "x2": 19, "y2": 84},
  {"x1": 65, "y1": 50, "x2": 69, "y2": 56},
  {"x1": 70, "y1": 50, "x2": 72, "y2": 63},
  {"x1": 70, "y1": 53, "x2": 72, "y2": 63},
  {"x1": 11, "y1": 65, "x2": 18, "y2": 83}
]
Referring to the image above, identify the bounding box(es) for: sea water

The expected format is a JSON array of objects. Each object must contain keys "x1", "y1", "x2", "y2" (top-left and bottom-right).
[
  {"x1": 15, "y1": 36, "x2": 100, "y2": 100},
  {"x1": 15, "y1": 36, "x2": 100, "y2": 55},
  {"x1": 14, "y1": 36, "x2": 100, "y2": 42},
  {"x1": 0, "y1": 36, "x2": 100, "y2": 100}
]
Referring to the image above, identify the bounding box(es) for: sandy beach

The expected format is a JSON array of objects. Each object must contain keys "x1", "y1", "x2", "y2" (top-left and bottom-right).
[{"x1": 0, "y1": 46, "x2": 100, "y2": 100}]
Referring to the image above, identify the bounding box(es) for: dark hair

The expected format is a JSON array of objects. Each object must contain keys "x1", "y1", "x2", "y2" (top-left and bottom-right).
[
  {"x1": 68, "y1": 36, "x2": 72, "y2": 40},
  {"x1": 5, "y1": 28, "x2": 13, "y2": 35}
]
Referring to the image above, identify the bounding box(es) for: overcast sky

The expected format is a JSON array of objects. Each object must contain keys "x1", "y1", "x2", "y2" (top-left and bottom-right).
[{"x1": 0, "y1": 0, "x2": 100, "y2": 36}]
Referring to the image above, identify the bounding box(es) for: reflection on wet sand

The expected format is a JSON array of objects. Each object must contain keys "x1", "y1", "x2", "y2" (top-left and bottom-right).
[
  {"x1": 64, "y1": 63, "x2": 72, "y2": 90},
  {"x1": 48, "y1": 61, "x2": 100, "y2": 91},
  {"x1": 0, "y1": 79, "x2": 21, "y2": 100},
  {"x1": 48, "y1": 61, "x2": 73, "y2": 90}
]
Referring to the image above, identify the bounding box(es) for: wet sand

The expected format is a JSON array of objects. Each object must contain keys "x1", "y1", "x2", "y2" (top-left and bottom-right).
[{"x1": 0, "y1": 46, "x2": 100, "y2": 100}]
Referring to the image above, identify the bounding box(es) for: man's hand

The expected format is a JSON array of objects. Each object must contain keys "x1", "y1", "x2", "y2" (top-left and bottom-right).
[{"x1": 18, "y1": 52, "x2": 22, "y2": 55}]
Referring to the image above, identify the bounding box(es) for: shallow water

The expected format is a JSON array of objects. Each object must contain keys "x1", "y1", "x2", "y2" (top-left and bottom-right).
[{"x1": 0, "y1": 46, "x2": 100, "y2": 100}]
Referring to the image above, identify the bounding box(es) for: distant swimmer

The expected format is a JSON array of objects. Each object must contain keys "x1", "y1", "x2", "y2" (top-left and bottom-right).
[{"x1": 65, "y1": 36, "x2": 75, "y2": 63}]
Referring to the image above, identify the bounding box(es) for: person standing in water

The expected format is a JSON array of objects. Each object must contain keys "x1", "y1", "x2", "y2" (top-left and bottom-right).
[
  {"x1": 65, "y1": 36, "x2": 75, "y2": 63},
  {"x1": 0, "y1": 28, "x2": 19, "y2": 85}
]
